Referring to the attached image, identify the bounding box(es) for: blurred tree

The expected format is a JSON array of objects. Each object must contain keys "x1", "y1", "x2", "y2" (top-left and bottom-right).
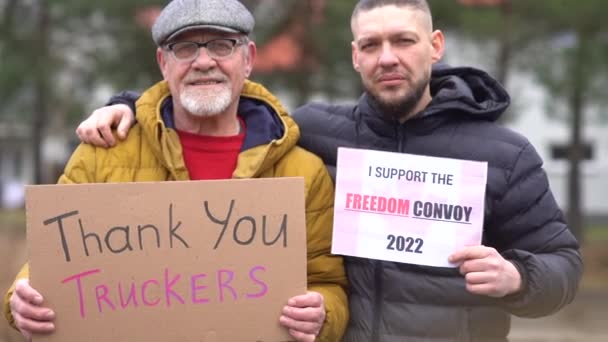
[
  {"x1": 449, "y1": 0, "x2": 513, "y2": 87},
  {"x1": 250, "y1": 0, "x2": 360, "y2": 106},
  {"x1": 5, "y1": 0, "x2": 603, "y2": 232},
  {"x1": 0, "y1": 0, "x2": 360, "y2": 185},
  {"x1": 315, "y1": 0, "x2": 361, "y2": 100},
  {"x1": 514, "y1": 0, "x2": 608, "y2": 241},
  {"x1": 0, "y1": 0, "x2": 166, "y2": 183},
  {"x1": 429, "y1": 0, "x2": 608, "y2": 240}
]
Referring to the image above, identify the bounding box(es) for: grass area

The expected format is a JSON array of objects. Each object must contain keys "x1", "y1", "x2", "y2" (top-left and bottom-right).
[
  {"x1": 580, "y1": 224, "x2": 608, "y2": 290},
  {"x1": 0, "y1": 209, "x2": 25, "y2": 236},
  {"x1": 586, "y1": 224, "x2": 608, "y2": 241},
  {"x1": 0, "y1": 209, "x2": 25, "y2": 223}
]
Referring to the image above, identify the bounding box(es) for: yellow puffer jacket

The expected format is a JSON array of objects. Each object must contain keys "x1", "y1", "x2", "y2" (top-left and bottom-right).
[{"x1": 4, "y1": 80, "x2": 348, "y2": 341}]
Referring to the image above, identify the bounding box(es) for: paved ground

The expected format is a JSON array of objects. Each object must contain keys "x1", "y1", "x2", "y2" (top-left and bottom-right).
[{"x1": 510, "y1": 290, "x2": 608, "y2": 342}]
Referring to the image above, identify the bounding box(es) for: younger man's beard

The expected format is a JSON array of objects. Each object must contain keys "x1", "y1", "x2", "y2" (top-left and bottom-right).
[{"x1": 366, "y1": 76, "x2": 429, "y2": 122}]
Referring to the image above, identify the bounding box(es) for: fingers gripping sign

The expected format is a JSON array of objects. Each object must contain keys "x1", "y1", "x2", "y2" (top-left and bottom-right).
[
  {"x1": 449, "y1": 245, "x2": 523, "y2": 298},
  {"x1": 279, "y1": 291, "x2": 326, "y2": 342},
  {"x1": 75, "y1": 104, "x2": 136, "y2": 147},
  {"x1": 10, "y1": 279, "x2": 56, "y2": 340}
]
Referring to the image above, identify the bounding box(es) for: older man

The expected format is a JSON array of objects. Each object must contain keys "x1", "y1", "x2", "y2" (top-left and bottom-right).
[{"x1": 3, "y1": 1, "x2": 348, "y2": 341}]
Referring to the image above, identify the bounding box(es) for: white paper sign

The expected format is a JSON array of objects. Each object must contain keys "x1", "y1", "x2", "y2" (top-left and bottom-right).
[{"x1": 332, "y1": 147, "x2": 488, "y2": 267}]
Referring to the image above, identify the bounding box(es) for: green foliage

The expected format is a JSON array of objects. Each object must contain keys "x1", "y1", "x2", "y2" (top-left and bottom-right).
[
  {"x1": 587, "y1": 224, "x2": 608, "y2": 241},
  {"x1": 2, "y1": 0, "x2": 605, "y2": 123},
  {"x1": 310, "y1": 0, "x2": 360, "y2": 100},
  {"x1": 515, "y1": 0, "x2": 608, "y2": 123},
  {"x1": 250, "y1": 0, "x2": 361, "y2": 106},
  {"x1": 0, "y1": 0, "x2": 166, "y2": 126},
  {"x1": 431, "y1": 1, "x2": 504, "y2": 38},
  {"x1": 248, "y1": 0, "x2": 299, "y2": 44}
]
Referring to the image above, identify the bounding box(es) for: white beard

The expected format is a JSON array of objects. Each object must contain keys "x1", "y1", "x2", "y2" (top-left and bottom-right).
[{"x1": 179, "y1": 85, "x2": 233, "y2": 117}]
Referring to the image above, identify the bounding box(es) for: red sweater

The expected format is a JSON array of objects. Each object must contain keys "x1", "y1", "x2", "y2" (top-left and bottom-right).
[{"x1": 176, "y1": 121, "x2": 246, "y2": 180}]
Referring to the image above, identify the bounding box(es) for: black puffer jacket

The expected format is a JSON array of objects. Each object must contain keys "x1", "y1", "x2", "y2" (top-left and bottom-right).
[{"x1": 293, "y1": 65, "x2": 582, "y2": 342}]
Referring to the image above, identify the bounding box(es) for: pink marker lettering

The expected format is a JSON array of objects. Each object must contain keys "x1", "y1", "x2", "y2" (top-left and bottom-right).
[
  {"x1": 142, "y1": 279, "x2": 161, "y2": 306},
  {"x1": 164, "y1": 268, "x2": 184, "y2": 307},
  {"x1": 246, "y1": 266, "x2": 268, "y2": 299},
  {"x1": 217, "y1": 269, "x2": 237, "y2": 302},
  {"x1": 118, "y1": 282, "x2": 139, "y2": 309},
  {"x1": 95, "y1": 285, "x2": 116, "y2": 313},
  {"x1": 61, "y1": 268, "x2": 101, "y2": 318},
  {"x1": 190, "y1": 274, "x2": 210, "y2": 304}
]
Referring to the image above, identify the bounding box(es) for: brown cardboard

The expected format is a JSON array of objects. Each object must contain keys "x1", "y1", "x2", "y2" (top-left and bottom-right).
[{"x1": 25, "y1": 178, "x2": 307, "y2": 342}]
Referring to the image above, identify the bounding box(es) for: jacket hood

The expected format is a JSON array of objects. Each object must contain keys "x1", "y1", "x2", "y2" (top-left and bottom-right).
[
  {"x1": 234, "y1": 80, "x2": 301, "y2": 178},
  {"x1": 425, "y1": 63, "x2": 510, "y2": 121}
]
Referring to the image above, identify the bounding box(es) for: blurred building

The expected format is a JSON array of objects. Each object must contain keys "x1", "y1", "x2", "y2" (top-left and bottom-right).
[
  {"x1": 0, "y1": 123, "x2": 31, "y2": 208},
  {"x1": 0, "y1": 122, "x2": 72, "y2": 208},
  {"x1": 444, "y1": 37, "x2": 608, "y2": 222},
  {"x1": 507, "y1": 80, "x2": 608, "y2": 223}
]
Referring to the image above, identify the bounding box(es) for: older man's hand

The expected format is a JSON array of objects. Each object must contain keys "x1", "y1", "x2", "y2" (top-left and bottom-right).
[
  {"x1": 279, "y1": 291, "x2": 326, "y2": 342},
  {"x1": 9, "y1": 279, "x2": 55, "y2": 341}
]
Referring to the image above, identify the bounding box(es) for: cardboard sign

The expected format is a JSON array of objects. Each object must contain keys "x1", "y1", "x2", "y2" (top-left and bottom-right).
[
  {"x1": 332, "y1": 148, "x2": 487, "y2": 267},
  {"x1": 26, "y1": 178, "x2": 307, "y2": 341}
]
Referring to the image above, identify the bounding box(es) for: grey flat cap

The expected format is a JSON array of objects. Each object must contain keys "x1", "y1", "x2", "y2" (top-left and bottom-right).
[{"x1": 152, "y1": 0, "x2": 255, "y2": 46}]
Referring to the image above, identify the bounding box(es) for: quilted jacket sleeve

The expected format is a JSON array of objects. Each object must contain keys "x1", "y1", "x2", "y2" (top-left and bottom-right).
[
  {"x1": 490, "y1": 142, "x2": 582, "y2": 317},
  {"x1": 304, "y1": 161, "x2": 349, "y2": 341},
  {"x1": 4, "y1": 264, "x2": 29, "y2": 330}
]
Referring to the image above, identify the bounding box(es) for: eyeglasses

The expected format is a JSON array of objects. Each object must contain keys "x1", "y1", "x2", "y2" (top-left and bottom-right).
[{"x1": 165, "y1": 38, "x2": 245, "y2": 62}]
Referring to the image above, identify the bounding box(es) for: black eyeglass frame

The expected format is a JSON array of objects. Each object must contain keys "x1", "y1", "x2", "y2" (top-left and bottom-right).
[{"x1": 164, "y1": 38, "x2": 246, "y2": 61}]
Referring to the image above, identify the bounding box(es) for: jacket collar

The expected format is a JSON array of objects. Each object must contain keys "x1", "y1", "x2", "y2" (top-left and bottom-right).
[{"x1": 135, "y1": 80, "x2": 300, "y2": 179}]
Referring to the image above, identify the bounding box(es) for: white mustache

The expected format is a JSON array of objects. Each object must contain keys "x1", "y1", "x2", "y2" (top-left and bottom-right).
[{"x1": 184, "y1": 71, "x2": 228, "y2": 83}]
